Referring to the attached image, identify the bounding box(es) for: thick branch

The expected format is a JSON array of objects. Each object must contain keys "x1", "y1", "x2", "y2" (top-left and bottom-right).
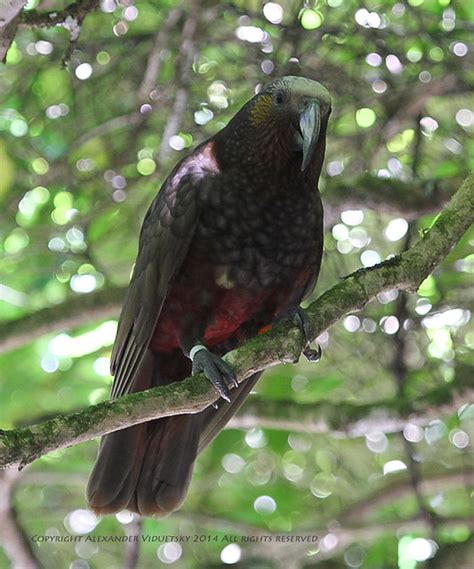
[{"x1": 0, "y1": 174, "x2": 472, "y2": 469}]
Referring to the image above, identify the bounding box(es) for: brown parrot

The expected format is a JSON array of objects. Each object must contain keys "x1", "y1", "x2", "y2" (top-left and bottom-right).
[{"x1": 86, "y1": 76, "x2": 332, "y2": 517}]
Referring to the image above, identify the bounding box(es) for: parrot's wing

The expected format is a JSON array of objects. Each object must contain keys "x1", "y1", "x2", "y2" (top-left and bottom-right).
[
  {"x1": 110, "y1": 142, "x2": 218, "y2": 399},
  {"x1": 301, "y1": 192, "x2": 324, "y2": 301}
]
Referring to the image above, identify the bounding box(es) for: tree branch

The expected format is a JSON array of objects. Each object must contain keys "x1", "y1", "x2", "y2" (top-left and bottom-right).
[
  {"x1": 19, "y1": 0, "x2": 99, "y2": 28},
  {"x1": 342, "y1": 469, "x2": 473, "y2": 523},
  {"x1": 0, "y1": 469, "x2": 41, "y2": 569},
  {"x1": 173, "y1": 509, "x2": 473, "y2": 567},
  {"x1": 137, "y1": 7, "x2": 184, "y2": 102},
  {"x1": 300, "y1": 173, "x2": 473, "y2": 345},
  {"x1": 323, "y1": 174, "x2": 458, "y2": 224},
  {"x1": 250, "y1": 518, "x2": 474, "y2": 566},
  {"x1": 157, "y1": 0, "x2": 200, "y2": 164},
  {"x1": 16, "y1": 0, "x2": 99, "y2": 64},
  {"x1": 229, "y1": 386, "x2": 473, "y2": 437},
  {"x1": 0, "y1": 174, "x2": 472, "y2": 470},
  {"x1": 0, "y1": 286, "x2": 125, "y2": 353},
  {"x1": 121, "y1": 518, "x2": 142, "y2": 569}
]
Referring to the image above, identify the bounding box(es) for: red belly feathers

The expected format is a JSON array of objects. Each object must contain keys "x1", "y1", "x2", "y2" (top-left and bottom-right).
[{"x1": 149, "y1": 285, "x2": 268, "y2": 352}]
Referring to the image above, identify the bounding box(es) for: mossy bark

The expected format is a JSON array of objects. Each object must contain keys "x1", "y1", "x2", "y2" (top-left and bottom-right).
[{"x1": 0, "y1": 174, "x2": 472, "y2": 470}]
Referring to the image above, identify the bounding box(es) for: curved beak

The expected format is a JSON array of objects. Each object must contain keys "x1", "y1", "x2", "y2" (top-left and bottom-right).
[{"x1": 299, "y1": 100, "x2": 321, "y2": 171}]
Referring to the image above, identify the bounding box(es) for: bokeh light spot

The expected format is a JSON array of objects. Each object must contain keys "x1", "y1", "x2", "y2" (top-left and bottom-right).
[
  {"x1": 221, "y1": 544, "x2": 241, "y2": 564},
  {"x1": 300, "y1": 9, "x2": 323, "y2": 30}
]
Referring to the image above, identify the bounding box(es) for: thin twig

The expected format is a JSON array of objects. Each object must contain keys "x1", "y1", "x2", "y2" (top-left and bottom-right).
[
  {"x1": 157, "y1": 0, "x2": 200, "y2": 164},
  {"x1": 19, "y1": 0, "x2": 99, "y2": 27},
  {"x1": 392, "y1": 122, "x2": 438, "y2": 543},
  {"x1": 121, "y1": 517, "x2": 142, "y2": 569},
  {"x1": 138, "y1": 7, "x2": 183, "y2": 102}
]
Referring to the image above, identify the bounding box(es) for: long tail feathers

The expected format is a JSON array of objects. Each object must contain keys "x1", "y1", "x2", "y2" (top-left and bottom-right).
[
  {"x1": 86, "y1": 423, "x2": 148, "y2": 514},
  {"x1": 86, "y1": 349, "x2": 261, "y2": 517},
  {"x1": 132, "y1": 414, "x2": 202, "y2": 516},
  {"x1": 87, "y1": 414, "x2": 202, "y2": 517}
]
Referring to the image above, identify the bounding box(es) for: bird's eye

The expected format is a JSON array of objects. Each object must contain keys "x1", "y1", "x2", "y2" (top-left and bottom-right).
[{"x1": 274, "y1": 91, "x2": 285, "y2": 106}]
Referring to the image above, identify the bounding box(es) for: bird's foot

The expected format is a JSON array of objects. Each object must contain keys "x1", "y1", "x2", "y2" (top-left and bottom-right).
[
  {"x1": 190, "y1": 345, "x2": 238, "y2": 403},
  {"x1": 291, "y1": 308, "x2": 322, "y2": 363}
]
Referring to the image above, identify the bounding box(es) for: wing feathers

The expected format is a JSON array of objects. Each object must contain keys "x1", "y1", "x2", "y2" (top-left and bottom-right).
[{"x1": 109, "y1": 142, "x2": 218, "y2": 399}]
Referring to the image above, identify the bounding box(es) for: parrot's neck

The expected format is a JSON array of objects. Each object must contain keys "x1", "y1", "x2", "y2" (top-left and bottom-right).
[{"x1": 214, "y1": 103, "x2": 327, "y2": 187}]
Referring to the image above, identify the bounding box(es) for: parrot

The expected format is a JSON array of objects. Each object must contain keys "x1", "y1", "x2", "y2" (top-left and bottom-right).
[{"x1": 87, "y1": 75, "x2": 332, "y2": 517}]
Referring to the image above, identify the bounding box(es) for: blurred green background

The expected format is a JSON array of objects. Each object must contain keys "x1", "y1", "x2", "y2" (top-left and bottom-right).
[{"x1": 0, "y1": 0, "x2": 473, "y2": 568}]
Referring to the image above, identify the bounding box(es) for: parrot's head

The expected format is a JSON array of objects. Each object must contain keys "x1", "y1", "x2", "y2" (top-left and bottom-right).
[
  {"x1": 250, "y1": 76, "x2": 332, "y2": 171},
  {"x1": 216, "y1": 76, "x2": 332, "y2": 176}
]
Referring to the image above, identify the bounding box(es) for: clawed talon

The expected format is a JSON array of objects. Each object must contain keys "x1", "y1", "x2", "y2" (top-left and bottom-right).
[
  {"x1": 191, "y1": 347, "x2": 238, "y2": 403},
  {"x1": 291, "y1": 307, "x2": 323, "y2": 363},
  {"x1": 303, "y1": 342, "x2": 322, "y2": 362},
  {"x1": 211, "y1": 401, "x2": 219, "y2": 410}
]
